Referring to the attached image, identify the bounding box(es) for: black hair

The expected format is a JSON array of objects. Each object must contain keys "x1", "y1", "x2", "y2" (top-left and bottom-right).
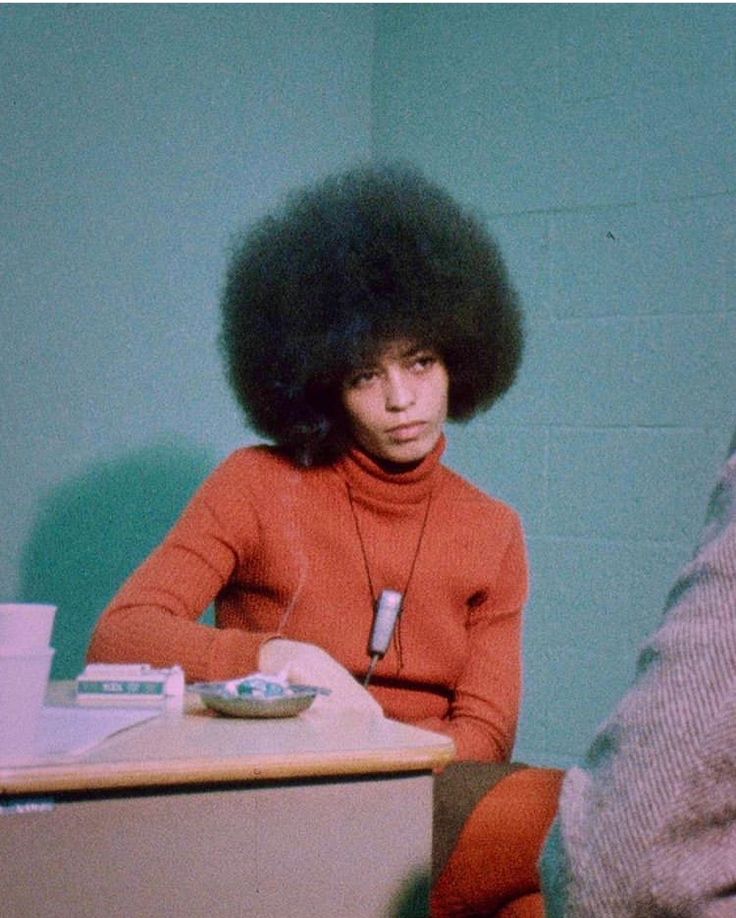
[{"x1": 219, "y1": 162, "x2": 523, "y2": 465}]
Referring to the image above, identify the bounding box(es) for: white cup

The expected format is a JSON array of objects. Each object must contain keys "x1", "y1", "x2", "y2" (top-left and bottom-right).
[
  {"x1": 0, "y1": 603, "x2": 57, "y2": 652},
  {"x1": 0, "y1": 647, "x2": 55, "y2": 765}
]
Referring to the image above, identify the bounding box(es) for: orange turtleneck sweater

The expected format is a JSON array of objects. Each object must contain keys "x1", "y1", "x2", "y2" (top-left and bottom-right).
[{"x1": 87, "y1": 436, "x2": 527, "y2": 761}]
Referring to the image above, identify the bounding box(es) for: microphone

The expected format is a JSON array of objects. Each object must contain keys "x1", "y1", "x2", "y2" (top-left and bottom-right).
[{"x1": 364, "y1": 589, "x2": 403, "y2": 687}]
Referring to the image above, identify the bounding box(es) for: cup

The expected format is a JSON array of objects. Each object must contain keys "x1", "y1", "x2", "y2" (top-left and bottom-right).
[
  {"x1": 0, "y1": 647, "x2": 55, "y2": 765},
  {"x1": 0, "y1": 603, "x2": 57, "y2": 652}
]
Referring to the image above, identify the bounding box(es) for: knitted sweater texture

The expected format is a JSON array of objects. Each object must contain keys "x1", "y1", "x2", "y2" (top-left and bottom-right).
[
  {"x1": 88, "y1": 436, "x2": 527, "y2": 761},
  {"x1": 541, "y1": 427, "x2": 736, "y2": 916}
]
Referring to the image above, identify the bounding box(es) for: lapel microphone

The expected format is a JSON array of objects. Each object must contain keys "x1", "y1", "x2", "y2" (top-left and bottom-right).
[{"x1": 364, "y1": 589, "x2": 403, "y2": 687}]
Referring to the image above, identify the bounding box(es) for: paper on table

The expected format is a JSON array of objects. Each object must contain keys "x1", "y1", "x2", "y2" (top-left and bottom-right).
[{"x1": 36, "y1": 705, "x2": 160, "y2": 759}]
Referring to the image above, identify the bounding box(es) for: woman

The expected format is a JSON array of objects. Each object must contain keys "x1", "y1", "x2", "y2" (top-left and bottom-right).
[{"x1": 88, "y1": 163, "x2": 562, "y2": 916}]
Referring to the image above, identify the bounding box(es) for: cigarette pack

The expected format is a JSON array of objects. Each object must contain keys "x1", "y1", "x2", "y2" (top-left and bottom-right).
[{"x1": 75, "y1": 663, "x2": 184, "y2": 705}]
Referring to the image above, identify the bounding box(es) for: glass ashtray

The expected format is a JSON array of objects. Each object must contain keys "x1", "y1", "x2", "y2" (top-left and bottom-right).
[{"x1": 190, "y1": 673, "x2": 329, "y2": 719}]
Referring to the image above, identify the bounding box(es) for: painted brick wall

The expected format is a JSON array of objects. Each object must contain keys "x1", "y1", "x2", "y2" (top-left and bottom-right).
[
  {"x1": 3, "y1": 5, "x2": 733, "y2": 757},
  {"x1": 373, "y1": 4, "x2": 736, "y2": 764},
  {"x1": 2, "y1": 5, "x2": 374, "y2": 676}
]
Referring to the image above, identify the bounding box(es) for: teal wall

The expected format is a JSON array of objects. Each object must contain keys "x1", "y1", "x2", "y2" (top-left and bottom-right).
[
  {"x1": 1, "y1": 4, "x2": 373, "y2": 677},
  {"x1": 3, "y1": 4, "x2": 735, "y2": 765},
  {"x1": 373, "y1": 4, "x2": 736, "y2": 764}
]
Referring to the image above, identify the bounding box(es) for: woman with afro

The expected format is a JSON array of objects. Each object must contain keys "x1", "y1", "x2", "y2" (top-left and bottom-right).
[{"x1": 88, "y1": 163, "x2": 563, "y2": 917}]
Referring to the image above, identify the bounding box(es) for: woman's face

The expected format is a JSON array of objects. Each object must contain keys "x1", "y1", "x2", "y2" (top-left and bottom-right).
[{"x1": 341, "y1": 340, "x2": 449, "y2": 466}]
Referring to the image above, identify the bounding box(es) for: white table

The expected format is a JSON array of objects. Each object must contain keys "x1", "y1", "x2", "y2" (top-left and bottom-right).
[{"x1": 1, "y1": 684, "x2": 455, "y2": 918}]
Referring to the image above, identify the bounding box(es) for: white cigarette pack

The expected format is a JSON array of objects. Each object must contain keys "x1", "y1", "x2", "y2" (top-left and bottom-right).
[{"x1": 75, "y1": 663, "x2": 184, "y2": 705}]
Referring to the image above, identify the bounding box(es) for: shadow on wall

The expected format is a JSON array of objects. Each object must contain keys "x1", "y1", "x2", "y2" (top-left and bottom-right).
[{"x1": 19, "y1": 440, "x2": 216, "y2": 679}]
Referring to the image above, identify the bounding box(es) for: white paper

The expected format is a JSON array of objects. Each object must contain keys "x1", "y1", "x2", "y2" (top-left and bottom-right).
[{"x1": 37, "y1": 705, "x2": 160, "y2": 758}]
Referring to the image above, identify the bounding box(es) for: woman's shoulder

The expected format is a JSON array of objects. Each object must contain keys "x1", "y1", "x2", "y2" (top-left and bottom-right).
[
  {"x1": 200, "y1": 444, "x2": 305, "y2": 496},
  {"x1": 438, "y1": 464, "x2": 523, "y2": 530},
  {"x1": 220, "y1": 443, "x2": 294, "y2": 471}
]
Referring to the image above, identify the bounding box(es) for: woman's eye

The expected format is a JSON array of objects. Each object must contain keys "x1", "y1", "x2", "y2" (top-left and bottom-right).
[
  {"x1": 411, "y1": 354, "x2": 436, "y2": 371},
  {"x1": 348, "y1": 370, "x2": 377, "y2": 389}
]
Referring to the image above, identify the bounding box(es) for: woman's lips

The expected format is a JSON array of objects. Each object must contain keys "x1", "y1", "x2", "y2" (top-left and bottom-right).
[{"x1": 387, "y1": 421, "x2": 427, "y2": 442}]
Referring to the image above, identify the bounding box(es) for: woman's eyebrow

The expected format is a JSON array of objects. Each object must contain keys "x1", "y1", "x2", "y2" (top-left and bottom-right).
[{"x1": 401, "y1": 344, "x2": 432, "y2": 358}]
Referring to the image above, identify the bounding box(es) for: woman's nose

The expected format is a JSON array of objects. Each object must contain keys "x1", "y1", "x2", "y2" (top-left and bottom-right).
[{"x1": 384, "y1": 371, "x2": 415, "y2": 411}]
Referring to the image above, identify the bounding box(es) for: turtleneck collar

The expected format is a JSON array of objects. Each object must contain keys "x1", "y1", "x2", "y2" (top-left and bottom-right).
[{"x1": 334, "y1": 433, "x2": 445, "y2": 506}]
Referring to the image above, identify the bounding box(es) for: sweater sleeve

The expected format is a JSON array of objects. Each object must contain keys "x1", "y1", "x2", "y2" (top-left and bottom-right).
[
  {"x1": 541, "y1": 427, "x2": 736, "y2": 916},
  {"x1": 416, "y1": 509, "x2": 527, "y2": 762},
  {"x1": 87, "y1": 452, "x2": 278, "y2": 682},
  {"x1": 628, "y1": 690, "x2": 736, "y2": 915}
]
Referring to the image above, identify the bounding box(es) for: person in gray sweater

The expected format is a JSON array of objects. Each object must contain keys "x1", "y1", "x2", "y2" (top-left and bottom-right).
[{"x1": 541, "y1": 425, "x2": 736, "y2": 916}]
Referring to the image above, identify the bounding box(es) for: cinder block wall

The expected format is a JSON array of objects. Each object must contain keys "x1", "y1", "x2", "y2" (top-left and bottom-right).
[
  {"x1": 3, "y1": 6, "x2": 734, "y2": 762},
  {"x1": 1, "y1": 5, "x2": 374, "y2": 677},
  {"x1": 373, "y1": 4, "x2": 736, "y2": 764}
]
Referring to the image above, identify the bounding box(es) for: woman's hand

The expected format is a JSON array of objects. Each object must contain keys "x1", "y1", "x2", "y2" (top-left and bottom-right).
[{"x1": 258, "y1": 639, "x2": 383, "y2": 719}]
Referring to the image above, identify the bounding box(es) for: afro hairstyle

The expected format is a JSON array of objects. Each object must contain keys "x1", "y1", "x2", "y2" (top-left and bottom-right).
[{"x1": 219, "y1": 162, "x2": 524, "y2": 466}]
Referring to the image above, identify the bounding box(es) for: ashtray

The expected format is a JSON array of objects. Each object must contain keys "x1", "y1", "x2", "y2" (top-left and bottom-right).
[{"x1": 191, "y1": 673, "x2": 329, "y2": 719}]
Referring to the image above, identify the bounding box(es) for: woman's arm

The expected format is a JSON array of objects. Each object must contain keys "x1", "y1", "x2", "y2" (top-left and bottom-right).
[
  {"x1": 414, "y1": 606, "x2": 522, "y2": 761},
  {"x1": 416, "y1": 512, "x2": 527, "y2": 761},
  {"x1": 87, "y1": 453, "x2": 276, "y2": 682}
]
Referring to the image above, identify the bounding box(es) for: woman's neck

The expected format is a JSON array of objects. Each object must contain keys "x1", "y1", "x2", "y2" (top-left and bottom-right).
[
  {"x1": 369, "y1": 454, "x2": 425, "y2": 475},
  {"x1": 335, "y1": 435, "x2": 445, "y2": 507}
]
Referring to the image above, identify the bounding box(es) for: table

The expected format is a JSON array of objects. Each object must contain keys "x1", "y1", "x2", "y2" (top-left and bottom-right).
[{"x1": 0, "y1": 684, "x2": 455, "y2": 918}]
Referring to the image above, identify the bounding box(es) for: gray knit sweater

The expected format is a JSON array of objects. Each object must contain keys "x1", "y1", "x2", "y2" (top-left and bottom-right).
[{"x1": 541, "y1": 426, "x2": 736, "y2": 916}]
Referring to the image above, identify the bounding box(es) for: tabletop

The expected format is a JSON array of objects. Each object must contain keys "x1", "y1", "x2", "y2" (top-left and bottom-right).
[{"x1": 0, "y1": 682, "x2": 455, "y2": 795}]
